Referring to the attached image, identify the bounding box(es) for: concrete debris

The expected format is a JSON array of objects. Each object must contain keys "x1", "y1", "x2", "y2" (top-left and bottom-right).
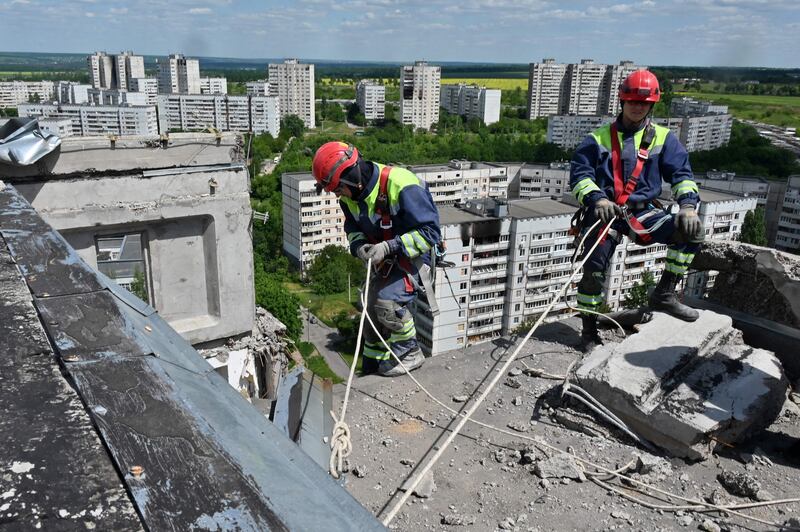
[
  {"x1": 782, "y1": 517, "x2": 800, "y2": 531},
  {"x1": 508, "y1": 368, "x2": 523, "y2": 377},
  {"x1": 635, "y1": 453, "x2": 673, "y2": 478},
  {"x1": 741, "y1": 447, "x2": 774, "y2": 468},
  {"x1": 676, "y1": 514, "x2": 693, "y2": 527},
  {"x1": 352, "y1": 465, "x2": 367, "y2": 478},
  {"x1": 493, "y1": 449, "x2": 506, "y2": 463},
  {"x1": 512, "y1": 396, "x2": 523, "y2": 406},
  {"x1": 533, "y1": 454, "x2": 585, "y2": 482},
  {"x1": 452, "y1": 395, "x2": 469, "y2": 403},
  {"x1": 610, "y1": 510, "x2": 631, "y2": 521},
  {"x1": 576, "y1": 311, "x2": 789, "y2": 459},
  {"x1": 552, "y1": 410, "x2": 605, "y2": 439},
  {"x1": 717, "y1": 470, "x2": 772, "y2": 501},
  {"x1": 400, "y1": 459, "x2": 415, "y2": 468},
  {"x1": 691, "y1": 240, "x2": 800, "y2": 329},
  {"x1": 504, "y1": 378, "x2": 522, "y2": 389},
  {"x1": 705, "y1": 489, "x2": 728, "y2": 507},
  {"x1": 440, "y1": 514, "x2": 475, "y2": 526},
  {"x1": 699, "y1": 519, "x2": 722, "y2": 532},
  {"x1": 498, "y1": 517, "x2": 515, "y2": 530},
  {"x1": 507, "y1": 421, "x2": 528, "y2": 433},
  {"x1": 400, "y1": 471, "x2": 436, "y2": 499},
  {"x1": 519, "y1": 447, "x2": 536, "y2": 465}
]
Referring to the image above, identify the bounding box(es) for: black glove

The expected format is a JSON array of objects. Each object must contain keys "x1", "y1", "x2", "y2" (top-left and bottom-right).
[
  {"x1": 593, "y1": 198, "x2": 620, "y2": 224},
  {"x1": 676, "y1": 205, "x2": 701, "y2": 237}
]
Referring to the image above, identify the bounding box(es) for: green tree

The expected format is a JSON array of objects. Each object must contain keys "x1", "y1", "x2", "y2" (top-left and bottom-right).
[
  {"x1": 739, "y1": 206, "x2": 768, "y2": 246},
  {"x1": 129, "y1": 269, "x2": 149, "y2": 304},
  {"x1": 622, "y1": 270, "x2": 656, "y2": 309},
  {"x1": 306, "y1": 245, "x2": 365, "y2": 295},
  {"x1": 281, "y1": 115, "x2": 306, "y2": 138},
  {"x1": 254, "y1": 258, "x2": 302, "y2": 339}
]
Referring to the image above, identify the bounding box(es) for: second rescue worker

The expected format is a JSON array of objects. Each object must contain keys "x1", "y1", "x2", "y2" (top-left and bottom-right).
[
  {"x1": 570, "y1": 70, "x2": 705, "y2": 350},
  {"x1": 311, "y1": 142, "x2": 441, "y2": 377}
]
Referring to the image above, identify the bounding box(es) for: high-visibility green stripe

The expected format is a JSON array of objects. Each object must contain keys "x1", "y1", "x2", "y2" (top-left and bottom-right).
[
  {"x1": 363, "y1": 345, "x2": 390, "y2": 360},
  {"x1": 672, "y1": 180, "x2": 698, "y2": 197},
  {"x1": 401, "y1": 233, "x2": 419, "y2": 258},
  {"x1": 573, "y1": 178, "x2": 602, "y2": 205},
  {"x1": 577, "y1": 293, "x2": 603, "y2": 305},
  {"x1": 410, "y1": 230, "x2": 431, "y2": 253},
  {"x1": 348, "y1": 231, "x2": 367, "y2": 243},
  {"x1": 667, "y1": 250, "x2": 694, "y2": 264},
  {"x1": 391, "y1": 327, "x2": 417, "y2": 342},
  {"x1": 665, "y1": 263, "x2": 688, "y2": 275}
]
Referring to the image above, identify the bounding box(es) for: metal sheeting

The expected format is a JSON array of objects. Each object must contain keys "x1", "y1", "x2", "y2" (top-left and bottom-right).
[{"x1": 0, "y1": 118, "x2": 61, "y2": 166}]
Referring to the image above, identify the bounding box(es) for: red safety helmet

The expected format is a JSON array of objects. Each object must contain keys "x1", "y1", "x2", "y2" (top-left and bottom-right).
[
  {"x1": 619, "y1": 70, "x2": 660, "y2": 102},
  {"x1": 312, "y1": 141, "x2": 360, "y2": 193}
]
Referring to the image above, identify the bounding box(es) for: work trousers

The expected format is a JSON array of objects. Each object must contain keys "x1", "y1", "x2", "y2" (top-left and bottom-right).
[
  {"x1": 362, "y1": 266, "x2": 419, "y2": 363},
  {"x1": 576, "y1": 205, "x2": 703, "y2": 314}
]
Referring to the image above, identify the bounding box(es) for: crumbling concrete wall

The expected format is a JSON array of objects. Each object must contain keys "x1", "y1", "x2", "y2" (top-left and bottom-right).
[{"x1": 692, "y1": 240, "x2": 800, "y2": 328}]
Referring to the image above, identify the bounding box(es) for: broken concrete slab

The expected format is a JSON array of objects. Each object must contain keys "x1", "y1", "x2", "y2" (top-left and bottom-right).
[
  {"x1": 533, "y1": 454, "x2": 585, "y2": 481},
  {"x1": 576, "y1": 311, "x2": 789, "y2": 460}
]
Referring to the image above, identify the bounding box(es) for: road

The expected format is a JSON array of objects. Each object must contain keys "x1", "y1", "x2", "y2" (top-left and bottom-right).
[{"x1": 301, "y1": 307, "x2": 351, "y2": 379}]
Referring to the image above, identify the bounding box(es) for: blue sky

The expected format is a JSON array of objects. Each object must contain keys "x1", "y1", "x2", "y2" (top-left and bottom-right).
[{"x1": 1, "y1": 0, "x2": 798, "y2": 67}]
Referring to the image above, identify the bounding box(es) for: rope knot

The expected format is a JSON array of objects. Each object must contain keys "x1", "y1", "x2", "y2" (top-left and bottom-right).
[{"x1": 329, "y1": 411, "x2": 353, "y2": 479}]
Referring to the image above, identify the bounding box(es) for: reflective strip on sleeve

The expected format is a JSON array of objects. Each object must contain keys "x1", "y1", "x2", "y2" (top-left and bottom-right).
[
  {"x1": 671, "y1": 180, "x2": 699, "y2": 198},
  {"x1": 390, "y1": 320, "x2": 417, "y2": 342},
  {"x1": 348, "y1": 231, "x2": 367, "y2": 244},
  {"x1": 666, "y1": 249, "x2": 694, "y2": 275},
  {"x1": 409, "y1": 230, "x2": 431, "y2": 253},
  {"x1": 576, "y1": 292, "x2": 603, "y2": 312},
  {"x1": 401, "y1": 233, "x2": 420, "y2": 258},
  {"x1": 572, "y1": 178, "x2": 602, "y2": 205}
]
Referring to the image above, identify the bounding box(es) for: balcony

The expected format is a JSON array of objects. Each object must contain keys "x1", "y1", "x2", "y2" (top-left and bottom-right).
[
  {"x1": 474, "y1": 241, "x2": 509, "y2": 253},
  {"x1": 472, "y1": 255, "x2": 508, "y2": 267},
  {"x1": 467, "y1": 323, "x2": 502, "y2": 335}
]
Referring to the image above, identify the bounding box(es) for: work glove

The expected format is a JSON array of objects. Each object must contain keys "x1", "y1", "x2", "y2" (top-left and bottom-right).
[
  {"x1": 363, "y1": 241, "x2": 393, "y2": 265},
  {"x1": 593, "y1": 198, "x2": 621, "y2": 224},
  {"x1": 356, "y1": 244, "x2": 372, "y2": 264},
  {"x1": 676, "y1": 205, "x2": 701, "y2": 238}
]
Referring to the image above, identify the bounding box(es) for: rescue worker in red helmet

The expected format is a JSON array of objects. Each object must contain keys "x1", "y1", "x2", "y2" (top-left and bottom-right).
[
  {"x1": 569, "y1": 69, "x2": 704, "y2": 350},
  {"x1": 312, "y1": 141, "x2": 441, "y2": 376}
]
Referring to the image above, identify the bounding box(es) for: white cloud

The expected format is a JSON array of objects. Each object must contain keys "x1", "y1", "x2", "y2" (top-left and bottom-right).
[{"x1": 189, "y1": 7, "x2": 212, "y2": 14}]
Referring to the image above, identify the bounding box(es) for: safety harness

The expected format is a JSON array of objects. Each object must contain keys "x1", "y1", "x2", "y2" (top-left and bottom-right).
[{"x1": 372, "y1": 165, "x2": 440, "y2": 316}]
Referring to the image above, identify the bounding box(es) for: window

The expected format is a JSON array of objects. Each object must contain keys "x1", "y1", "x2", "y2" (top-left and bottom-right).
[
  {"x1": 457, "y1": 324, "x2": 465, "y2": 331},
  {"x1": 462, "y1": 253, "x2": 470, "y2": 262},
  {"x1": 460, "y1": 296, "x2": 467, "y2": 304},
  {"x1": 460, "y1": 282, "x2": 467, "y2": 290},
  {"x1": 96, "y1": 233, "x2": 149, "y2": 303},
  {"x1": 515, "y1": 304, "x2": 520, "y2": 311},
  {"x1": 460, "y1": 268, "x2": 468, "y2": 275}
]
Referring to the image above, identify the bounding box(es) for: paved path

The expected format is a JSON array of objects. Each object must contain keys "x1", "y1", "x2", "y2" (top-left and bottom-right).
[{"x1": 301, "y1": 308, "x2": 351, "y2": 379}]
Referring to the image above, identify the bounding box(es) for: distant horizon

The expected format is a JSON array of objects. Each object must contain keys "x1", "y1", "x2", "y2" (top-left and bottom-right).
[{"x1": 1, "y1": 50, "x2": 798, "y2": 72}]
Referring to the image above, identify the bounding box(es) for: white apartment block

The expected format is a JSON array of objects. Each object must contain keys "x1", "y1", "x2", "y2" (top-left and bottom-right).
[
  {"x1": 775, "y1": 175, "x2": 800, "y2": 253},
  {"x1": 400, "y1": 61, "x2": 441, "y2": 130},
  {"x1": 57, "y1": 81, "x2": 91, "y2": 104},
  {"x1": 129, "y1": 77, "x2": 158, "y2": 105},
  {"x1": 356, "y1": 79, "x2": 385, "y2": 121},
  {"x1": 528, "y1": 59, "x2": 644, "y2": 119},
  {"x1": 281, "y1": 172, "x2": 347, "y2": 272},
  {"x1": 200, "y1": 77, "x2": 228, "y2": 95},
  {"x1": 441, "y1": 84, "x2": 501, "y2": 125},
  {"x1": 268, "y1": 59, "x2": 315, "y2": 129},
  {"x1": 694, "y1": 172, "x2": 770, "y2": 206},
  {"x1": 546, "y1": 114, "x2": 727, "y2": 152},
  {"x1": 671, "y1": 97, "x2": 728, "y2": 117},
  {"x1": 246, "y1": 80, "x2": 271, "y2": 96},
  {"x1": 87, "y1": 51, "x2": 144, "y2": 90},
  {"x1": 38, "y1": 118, "x2": 74, "y2": 138},
  {"x1": 507, "y1": 162, "x2": 571, "y2": 199},
  {"x1": 18, "y1": 103, "x2": 158, "y2": 137},
  {"x1": 0, "y1": 81, "x2": 55, "y2": 108},
  {"x1": 567, "y1": 59, "x2": 607, "y2": 115},
  {"x1": 409, "y1": 160, "x2": 509, "y2": 205},
  {"x1": 88, "y1": 88, "x2": 149, "y2": 106},
  {"x1": 156, "y1": 94, "x2": 279, "y2": 136},
  {"x1": 158, "y1": 54, "x2": 201, "y2": 94}
]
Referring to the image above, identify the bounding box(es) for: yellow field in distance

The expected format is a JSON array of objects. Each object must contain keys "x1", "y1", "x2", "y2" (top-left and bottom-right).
[{"x1": 441, "y1": 78, "x2": 528, "y2": 91}]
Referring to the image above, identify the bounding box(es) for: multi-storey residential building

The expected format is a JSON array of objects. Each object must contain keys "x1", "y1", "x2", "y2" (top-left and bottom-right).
[
  {"x1": 567, "y1": 59, "x2": 607, "y2": 115},
  {"x1": 200, "y1": 77, "x2": 228, "y2": 95},
  {"x1": 87, "y1": 51, "x2": 144, "y2": 91},
  {"x1": 246, "y1": 80, "x2": 271, "y2": 96},
  {"x1": 268, "y1": 59, "x2": 315, "y2": 129},
  {"x1": 441, "y1": 84, "x2": 501, "y2": 125},
  {"x1": 775, "y1": 175, "x2": 800, "y2": 253},
  {"x1": 0, "y1": 81, "x2": 55, "y2": 108},
  {"x1": 88, "y1": 88, "x2": 149, "y2": 106},
  {"x1": 18, "y1": 103, "x2": 158, "y2": 136},
  {"x1": 671, "y1": 97, "x2": 728, "y2": 117},
  {"x1": 129, "y1": 77, "x2": 158, "y2": 105},
  {"x1": 694, "y1": 172, "x2": 770, "y2": 206},
  {"x1": 38, "y1": 118, "x2": 74, "y2": 138},
  {"x1": 156, "y1": 94, "x2": 279, "y2": 136},
  {"x1": 527, "y1": 59, "x2": 570, "y2": 119},
  {"x1": 158, "y1": 54, "x2": 201, "y2": 94},
  {"x1": 281, "y1": 172, "x2": 347, "y2": 272},
  {"x1": 546, "y1": 114, "x2": 727, "y2": 152},
  {"x1": 356, "y1": 79, "x2": 385, "y2": 121},
  {"x1": 528, "y1": 59, "x2": 644, "y2": 119},
  {"x1": 57, "y1": 81, "x2": 91, "y2": 104},
  {"x1": 399, "y1": 61, "x2": 440, "y2": 130},
  {"x1": 409, "y1": 160, "x2": 509, "y2": 205},
  {"x1": 507, "y1": 162, "x2": 571, "y2": 199}
]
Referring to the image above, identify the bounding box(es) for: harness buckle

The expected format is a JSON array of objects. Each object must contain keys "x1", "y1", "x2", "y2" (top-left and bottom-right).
[
  {"x1": 637, "y1": 148, "x2": 649, "y2": 161},
  {"x1": 379, "y1": 219, "x2": 393, "y2": 230}
]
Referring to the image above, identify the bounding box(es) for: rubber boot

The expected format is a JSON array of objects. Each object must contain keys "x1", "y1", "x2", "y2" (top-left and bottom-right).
[
  {"x1": 579, "y1": 314, "x2": 602, "y2": 353},
  {"x1": 378, "y1": 348, "x2": 424, "y2": 377},
  {"x1": 361, "y1": 356, "x2": 380, "y2": 375},
  {"x1": 648, "y1": 271, "x2": 699, "y2": 322}
]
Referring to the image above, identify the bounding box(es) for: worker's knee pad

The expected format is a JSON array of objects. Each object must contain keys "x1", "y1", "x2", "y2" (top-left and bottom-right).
[{"x1": 374, "y1": 298, "x2": 410, "y2": 332}]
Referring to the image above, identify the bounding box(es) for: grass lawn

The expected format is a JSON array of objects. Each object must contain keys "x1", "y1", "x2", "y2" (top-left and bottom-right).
[
  {"x1": 284, "y1": 281, "x2": 358, "y2": 327},
  {"x1": 295, "y1": 341, "x2": 343, "y2": 384},
  {"x1": 339, "y1": 348, "x2": 363, "y2": 376},
  {"x1": 674, "y1": 91, "x2": 800, "y2": 131}
]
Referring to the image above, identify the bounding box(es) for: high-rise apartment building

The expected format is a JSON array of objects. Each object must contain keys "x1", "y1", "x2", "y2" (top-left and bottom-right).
[
  {"x1": 775, "y1": 175, "x2": 800, "y2": 253},
  {"x1": 0, "y1": 81, "x2": 55, "y2": 108},
  {"x1": 506, "y1": 162, "x2": 571, "y2": 199},
  {"x1": 129, "y1": 77, "x2": 158, "y2": 105},
  {"x1": 671, "y1": 97, "x2": 728, "y2": 117},
  {"x1": 441, "y1": 84, "x2": 501, "y2": 125},
  {"x1": 156, "y1": 94, "x2": 279, "y2": 136},
  {"x1": 57, "y1": 81, "x2": 91, "y2": 105},
  {"x1": 356, "y1": 80, "x2": 385, "y2": 121},
  {"x1": 18, "y1": 103, "x2": 158, "y2": 136},
  {"x1": 200, "y1": 77, "x2": 228, "y2": 95},
  {"x1": 400, "y1": 61, "x2": 440, "y2": 130},
  {"x1": 410, "y1": 161, "x2": 509, "y2": 204},
  {"x1": 267, "y1": 59, "x2": 315, "y2": 129},
  {"x1": 246, "y1": 80, "x2": 271, "y2": 97},
  {"x1": 527, "y1": 59, "x2": 644, "y2": 119},
  {"x1": 158, "y1": 54, "x2": 201, "y2": 94},
  {"x1": 87, "y1": 51, "x2": 144, "y2": 91}
]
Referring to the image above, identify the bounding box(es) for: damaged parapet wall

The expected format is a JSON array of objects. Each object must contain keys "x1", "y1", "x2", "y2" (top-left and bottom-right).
[
  {"x1": 577, "y1": 311, "x2": 789, "y2": 460},
  {"x1": 200, "y1": 307, "x2": 289, "y2": 402},
  {"x1": 691, "y1": 240, "x2": 800, "y2": 328},
  {"x1": 0, "y1": 133, "x2": 255, "y2": 345}
]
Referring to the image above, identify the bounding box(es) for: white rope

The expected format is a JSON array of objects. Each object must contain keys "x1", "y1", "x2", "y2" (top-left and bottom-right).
[
  {"x1": 380, "y1": 219, "x2": 616, "y2": 526},
  {"x1": 328, "y1": 259, "x2": 372, "y2": 479}
]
